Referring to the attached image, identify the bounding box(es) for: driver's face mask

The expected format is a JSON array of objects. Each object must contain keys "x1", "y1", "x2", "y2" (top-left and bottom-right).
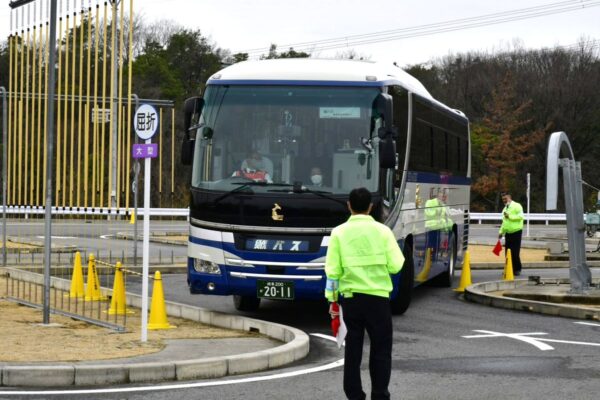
[{"x1": 311, "y1": 174, "x2": 323, "y2": 185}]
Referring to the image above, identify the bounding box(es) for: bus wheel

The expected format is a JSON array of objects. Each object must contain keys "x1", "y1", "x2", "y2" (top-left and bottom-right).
[
  {"x1": 431, "y1": 232, "x2": 457, "y2": 287},
  {"x1": 391, "y1": 244, "x2": 414, "y2": 315},
  {"x1": 233, "y1": 295, "x2": 261, "y2": 311}
]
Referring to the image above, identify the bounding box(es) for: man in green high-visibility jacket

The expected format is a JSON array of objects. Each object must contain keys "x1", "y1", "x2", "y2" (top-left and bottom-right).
[
  {"x1": 325, "y1": 187, "x2": 404, "y2": 400},
  {"x1": 498, "y1": 191, "x2": 524, "y2": 275}
]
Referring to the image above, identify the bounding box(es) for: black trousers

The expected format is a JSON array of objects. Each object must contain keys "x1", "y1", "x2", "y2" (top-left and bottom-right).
[
  {"x1": 340, "y1": 293, "x2": 393, "y2": 400},
  {"x1": 505, "y1": 230, "x2": 523, "y2": 273}
]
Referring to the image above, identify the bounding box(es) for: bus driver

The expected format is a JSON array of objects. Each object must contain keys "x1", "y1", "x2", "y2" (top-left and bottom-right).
[{"x1": 232, "y1": 151, "x2": 273, "y2": 183}]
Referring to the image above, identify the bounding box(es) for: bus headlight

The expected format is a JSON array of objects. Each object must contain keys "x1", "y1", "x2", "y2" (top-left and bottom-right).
[{"x1": 193, "y1": 259, "x2": 221, "y2": 274}]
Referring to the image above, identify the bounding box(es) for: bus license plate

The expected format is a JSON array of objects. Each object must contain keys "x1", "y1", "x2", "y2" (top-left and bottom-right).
[{"x1": 257, "y1": 280, "x2": 294, "y2": 300}]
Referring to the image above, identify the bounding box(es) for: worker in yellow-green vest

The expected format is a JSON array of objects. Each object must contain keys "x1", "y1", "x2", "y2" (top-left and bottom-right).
[
  {"x1": 424, "y1": 191, "x2": 450, "y2": 260},
  {"x1": 498, "y1": 191, "x2": 524, "y2": 276},
  {"x1": 325, "y1": 187, "x2": 405, "y2": 400}
]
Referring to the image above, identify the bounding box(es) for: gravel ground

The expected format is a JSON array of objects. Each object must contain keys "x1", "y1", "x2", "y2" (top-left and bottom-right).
[
  {"x1": 468, "y1": 244, "x2": 547, "y2": 263},
  {"x1": 0, "y1": 277, "x2": 257, "y2": 362}
]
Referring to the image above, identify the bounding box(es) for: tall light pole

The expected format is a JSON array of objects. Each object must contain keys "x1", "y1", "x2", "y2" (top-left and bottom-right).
[
  {"x1": 43, "y1": 0, "x2": 58, "y2": 324},
  {"x1": 9, "y1": 0, "x2": 58, "y2": 325},
  {"x1": 110, "y1": 0, "x2": 120, "y2": 209}
]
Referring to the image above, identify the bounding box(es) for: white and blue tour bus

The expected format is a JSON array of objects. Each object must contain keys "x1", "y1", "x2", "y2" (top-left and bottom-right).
[{"x1": 181, "y1": 58, "x2": 470, "y2": 313}]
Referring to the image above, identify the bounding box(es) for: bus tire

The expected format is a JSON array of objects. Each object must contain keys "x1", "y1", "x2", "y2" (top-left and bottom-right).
[
  {"x1": 431, "y1": 231, "x2": 457, "y2": 287},
  {"x1": 233, "y1": 295, "x2": 261, "y2": 311},
  {"x1": 391, "y1": 243, "x2": 414, "y2": 315}
]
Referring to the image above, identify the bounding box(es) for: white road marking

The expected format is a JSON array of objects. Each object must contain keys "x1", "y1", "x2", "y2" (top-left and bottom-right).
[
  {"x1": 463, "y1": 330, "x2": 554, "y2": 351},
  {"x1": 0, "y1": 333, "x2": 344, "y2": 396},
  {"x1": 36, "y1": 235, "x2": 76, "y2": 240},
  {"x1": 463, "y1": 329, "x2": 600, "y2": 351},
  {"x1": 99, "y1": 234, "x2": 114, "y2": 239},
  {"x1": 574, "y1": 321, "x2": 600, "y2": 327}
]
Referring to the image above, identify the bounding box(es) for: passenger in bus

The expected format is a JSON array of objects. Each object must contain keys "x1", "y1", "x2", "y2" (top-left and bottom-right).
[
  {"x1": 309, "y1": 167, "x2": 324, "y2": 186},
  {"x1": 232, "y1": 152, "x2": 273, "y2": 183}
]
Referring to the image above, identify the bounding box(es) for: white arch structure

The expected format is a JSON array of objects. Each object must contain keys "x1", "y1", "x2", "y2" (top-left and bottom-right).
[{"x1": 546, "y1": 131, "x2": 591, "y2": 291}]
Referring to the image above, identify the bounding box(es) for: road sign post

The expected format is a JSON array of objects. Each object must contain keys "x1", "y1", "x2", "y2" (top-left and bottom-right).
[
  {"x1": 134, "y1": 104, "x2": 159, "y2": 342},
  {"x1": 1, "y1": 86, "x2": 7, "y2": 267}
]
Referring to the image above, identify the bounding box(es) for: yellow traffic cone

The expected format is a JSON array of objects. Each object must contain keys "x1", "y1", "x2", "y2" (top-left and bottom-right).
[
  {"x1": 69, "y1": 252, "x2": 85, "y2": 298},
  {"x1": 85, "y1": 254, "x2": 104, "y2": 301},
  {"x1": 416, "y1": 248, "x2": 432, "y2": 282},
  {"x1": 108, "y1": 262, "x2": 129, "y2": 315},
  {"x1": 454, "y1": 250, "x2": 472, "y2": 292},
  {"x1": 129, "y1": 209, "x2": 135, "y2": 224},
  {"x1": 503, "y1": 249, "x2": 515, "y2": 281},
  {"x1": 148, "y1": 271, "x2": 175, "y2": 330}
]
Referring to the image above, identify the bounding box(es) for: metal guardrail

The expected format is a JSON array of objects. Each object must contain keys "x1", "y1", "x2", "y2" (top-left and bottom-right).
[
  {"x1": 0, "y1": 206, "x2": 189, "y2": 218},
  {"x1": 1, "y1": 207, "x2": 569, "y2": 224},
  {"x1": 470, "y1": 212, "x2": 567, "y2": 224}
]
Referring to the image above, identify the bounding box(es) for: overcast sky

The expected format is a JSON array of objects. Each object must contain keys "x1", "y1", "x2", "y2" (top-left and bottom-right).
[{"x1": 2, "y1": 0, "x2": 599, "y2": 67}]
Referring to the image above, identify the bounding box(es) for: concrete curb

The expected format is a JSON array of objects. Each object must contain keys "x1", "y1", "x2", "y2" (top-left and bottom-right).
[
  {"x1": 116, "y1": 232, "x2": 187, "y2": 246},
  {"x1": 0, "y1": 268, "x2": 310, "y2": 387},
  {"x1": 467, "y1": 261, "x2": 600, "y2": 270},
  {"x1": 5, "y1": 236, "x2": 77, "y2": 253},
  {"x1": 464, "y1": 279, "x2": 600, "y2": 320}
]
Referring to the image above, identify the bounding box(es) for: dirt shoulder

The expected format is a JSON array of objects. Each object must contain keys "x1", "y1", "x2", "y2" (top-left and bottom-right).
[
  {"x1": 0, "y1": 277, "x2": 258, "y2": 363},
  {"x1": 469, "y1": 244, "x2": 548, "y2": 263}
]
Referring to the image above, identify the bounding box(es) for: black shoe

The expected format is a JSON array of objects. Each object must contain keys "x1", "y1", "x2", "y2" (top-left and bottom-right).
[{"x1": 514, "y1": 271, "x2": 521, "y2": 276}]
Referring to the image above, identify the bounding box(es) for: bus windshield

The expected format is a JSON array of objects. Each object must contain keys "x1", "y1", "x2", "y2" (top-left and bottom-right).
[{"x1": 191, "y1": 85, "x2": 383, "y2": 194}]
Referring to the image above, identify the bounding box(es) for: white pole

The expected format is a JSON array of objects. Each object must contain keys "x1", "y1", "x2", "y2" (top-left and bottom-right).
[
  {"x1": 141, "y1": 138, "x2": 151, "y2": 342},
  {"x1": 526, "y1": 173, "x2": 531, "y2": 237}
]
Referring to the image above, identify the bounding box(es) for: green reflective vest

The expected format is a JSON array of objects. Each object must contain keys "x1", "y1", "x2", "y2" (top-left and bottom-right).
[
  {"x1": 325, "y1": 214, "x2": 404, "y2": 300},
  {"x1": 424, "y1": 197, "x2": 451, "y2": 231},
  {"x1": 499, "y1": 200, "x2": 524, "y2": 234}
]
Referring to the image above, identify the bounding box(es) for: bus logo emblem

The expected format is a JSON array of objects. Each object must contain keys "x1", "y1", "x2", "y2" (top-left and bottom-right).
[{"x1": 272, "y1": 203, "x2": 284, "y2": 221}]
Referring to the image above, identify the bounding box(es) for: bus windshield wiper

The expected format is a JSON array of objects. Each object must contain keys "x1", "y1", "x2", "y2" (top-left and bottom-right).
[
  {"x1": 212, "y1": 182, "x2": 294, "y2": 204},
  {"x1": 268, "y1": 185, "x2": 346, "y2": 206},
  {"x1": 212, "y1": 182, "x2": 254, "y2": 205}
]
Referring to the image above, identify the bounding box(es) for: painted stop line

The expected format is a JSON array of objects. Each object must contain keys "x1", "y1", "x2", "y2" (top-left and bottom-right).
[{"x1": 462, "y1": 329, "x2": 600, "y2": 351}]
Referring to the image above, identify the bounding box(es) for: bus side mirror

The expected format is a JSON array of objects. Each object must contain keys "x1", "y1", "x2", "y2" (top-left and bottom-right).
[
  {"x1": 181, "y1": 97, "x2": 204, "y2": 166},
  {"x1": 379, "y1": 137, "x2": 396, "y2": 169},
  {"x1": 375, "y1": 93, "x2": 394, "y2": 138},
  {"x1": 181, "y1": 139, "x2": 194, "y2": 166},
  {"x1": 375, "y1": 93, "x2": 396, "y2": 168},
  {"x1": 183, "y1": 97, "x2": 204, "y2": 136}
]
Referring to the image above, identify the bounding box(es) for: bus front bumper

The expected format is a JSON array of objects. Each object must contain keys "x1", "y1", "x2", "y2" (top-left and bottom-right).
[{"x1": 187, "y1": 258, "x2": 326, "y2": 300}]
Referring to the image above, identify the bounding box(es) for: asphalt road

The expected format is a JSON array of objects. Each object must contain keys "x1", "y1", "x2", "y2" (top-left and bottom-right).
[
  {"x1": 4, "y1": 266, "x2": 599, "y2": 400},
  {"x1": 4, "y1": 223, "x2": 600, "y2": 399},
  {"x1": 2, "y1": 220, "x2": 187, "y2": 265},
  {"x1": 2, "y1": 220, "x2": 569, "y2": 266}
]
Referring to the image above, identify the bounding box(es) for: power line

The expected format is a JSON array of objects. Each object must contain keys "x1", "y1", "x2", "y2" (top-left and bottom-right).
[
  {"x1": 307, "y1": 4, "x2": 600, "y2": 54},
  {"x1": 238, "y1": 0, "x2": 600, "y2": 57},
  {"x1": 240, "y1": 0, "x2": 587, "y2": 52}
]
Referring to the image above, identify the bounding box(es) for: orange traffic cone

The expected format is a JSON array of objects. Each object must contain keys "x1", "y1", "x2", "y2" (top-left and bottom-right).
[
  {"x1": 416, "y1": 248, "x2": 432, "y2": 282},
  {"x1": 108, "y1": 262, "x2": 130, "y2": 315},
  {"x1": 503, "y1": 249, "x2": 515, "y2": 281},
  {"x1": 148, "y1": 271, "x2": 175, "y2": 330},
  {"x1": 69, "y1": 252, "x2": 85, "y2": 298},
  {"x1": 85, "y1": 254, "x2": 105, "y2": 301},
  {"x1": 85, "y1": 254, "x2": 102, "y2": 301},
  {"x1": 454, "y1": 250, "x2": 472, "y2": 292}
]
